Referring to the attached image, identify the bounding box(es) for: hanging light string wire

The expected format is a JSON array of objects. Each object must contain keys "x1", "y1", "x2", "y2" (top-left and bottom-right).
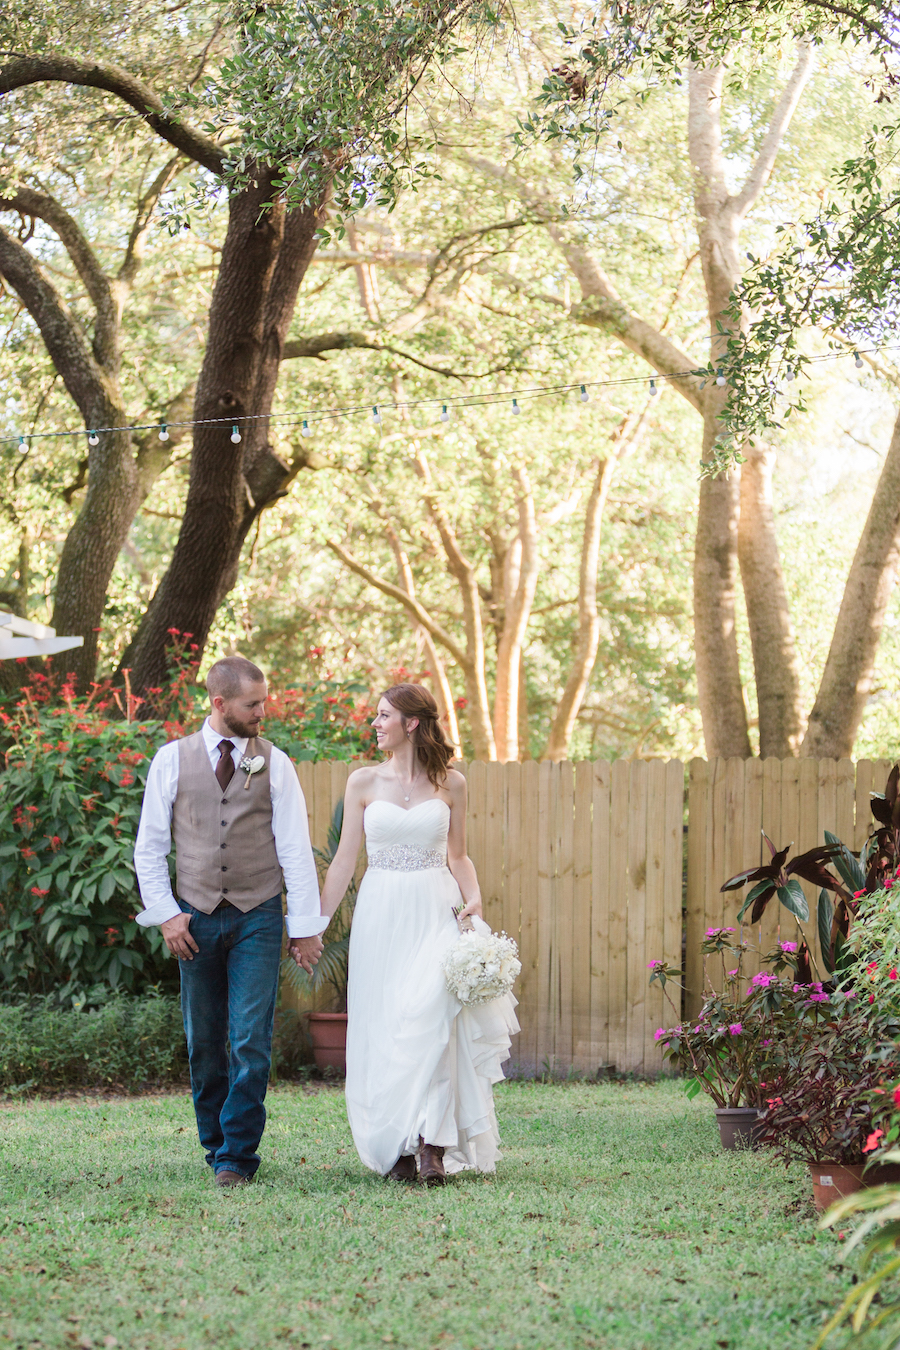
[{"x1": 1, "y1": 342, "x2": 890, "y2": 448}]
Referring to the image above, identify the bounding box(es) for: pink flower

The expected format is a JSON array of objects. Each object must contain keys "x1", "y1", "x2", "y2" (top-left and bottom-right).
[
  {"x1": 647, "y1": 960, "x2": 662, "y2": 970},
  {"x1": 870, "y1": 994, "x2": 876, "y2": 1004},
  {"x1": 887, "y1": 879, "x2": 895, "y2": 889},
  {"x1": 751, "y1": 972, "x2": 776, "y2": 987},
  {"x1": 654, "y1": 1028, "x2": 668, "y2": 1042},
  {"x1": 779, "y1": 941, "x2": 798, "y2": 953},
  {"x1": 761, "y1": 1039, "x2": 773, "y2": 1047},
  {"x1": 705, "y1": 926, "x2": 735, "y2": 937},
  {"x1": 728, "y1": 968, "x2": 738, "y2": 977},
  {"x1": 854, "y1": 890, "x2": 867, "y2": 899},
  {"x1": 728, "y1": 1023, "x2": 742, "y2": 1036},
  {"x1": 863, "y1": 1129, "x2": 885, "y2": 1154},
  {"x1": 890, "y1": 969, "x2": 899, "y2": 981},
  {"x1": 808, "y1": 992, "x2": 829, "y2": 1002},
  {"x1": 868, "y1": 962, "x2": 879, "y2": 975},
  {"x1": 893, "y1": 1085, "x2": 900, "y2": 1107}
]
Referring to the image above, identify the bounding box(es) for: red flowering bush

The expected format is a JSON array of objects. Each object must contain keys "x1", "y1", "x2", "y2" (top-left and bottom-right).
[{"x1": 0, "y1": 683, "x2": 172, "y2": 1005}]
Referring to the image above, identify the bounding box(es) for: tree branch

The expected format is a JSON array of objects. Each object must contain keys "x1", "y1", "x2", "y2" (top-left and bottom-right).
[
  {"x1": 0, "y1": 185, "x2": 116, "y2": 361},
  {"x1": 732, "y1": 41, "x2": 815, "y2": 218},
  {"x1": 283, "y1": 329, "x2": 491, "y2": 381},
  {"x1": 0, "y1": 223, "x2": 113, "y2": 420},
  {"x1": 325, "y1": 537, "x2": 470, "y2": 667},
  {"x1": 0, "y1": 57, "x2": 225, "y2": 175},
  {"x1": 118, "y1": 155, "x2": 184, "y2": 288}
]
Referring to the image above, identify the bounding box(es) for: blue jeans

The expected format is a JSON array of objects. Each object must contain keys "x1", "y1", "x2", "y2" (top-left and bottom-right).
[{"x1": 178, "y1": 895, "x2": 283, "y2": 1178}]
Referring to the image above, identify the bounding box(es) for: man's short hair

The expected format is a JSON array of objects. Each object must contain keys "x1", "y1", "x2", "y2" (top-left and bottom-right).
[{"x1": 206, "y1": 656, "x2": 266, "y2": 701}]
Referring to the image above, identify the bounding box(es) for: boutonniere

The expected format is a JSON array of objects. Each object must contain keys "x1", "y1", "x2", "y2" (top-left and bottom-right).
[{"x1": 239, "y1": 754, "x2": 266, "y2": 789}]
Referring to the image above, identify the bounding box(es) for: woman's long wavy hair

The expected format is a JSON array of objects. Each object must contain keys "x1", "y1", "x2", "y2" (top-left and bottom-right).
[{"x1": 379, "y1": 683, "x2": 456, "y2": 788}]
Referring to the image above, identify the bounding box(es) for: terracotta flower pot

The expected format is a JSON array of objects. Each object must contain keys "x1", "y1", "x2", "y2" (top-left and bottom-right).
[
  {"x1": 307, "y1": 1012, "x2": 348, "y2": 1074},
  {"x1": 809, "y1": 1161, "x2": 900, "y2": 1213},
  {"x1": 808, "y1": 1163, "x2": 868, "y2": 1212},
  {"x1": 715, "y1": 1107, "x2": 763, "y2": 1150}
]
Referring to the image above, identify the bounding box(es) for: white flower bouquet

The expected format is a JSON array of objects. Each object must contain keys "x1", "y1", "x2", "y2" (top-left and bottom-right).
[{"x1": 442, "y1": 922, "x2": 521, "y2": 1006}]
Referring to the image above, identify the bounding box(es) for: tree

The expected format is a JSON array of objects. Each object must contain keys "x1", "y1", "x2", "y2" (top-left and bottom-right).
[{"x1": 0, "y1": 0, "x2": 491, "y2": 691}]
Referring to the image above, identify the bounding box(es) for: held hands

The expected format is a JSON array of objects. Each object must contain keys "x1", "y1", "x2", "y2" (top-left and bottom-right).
[
  {"x1": 289, "y1": 934, "x2": 324, "y2": 974},
  {"x1": 161, "y1": 912, "x2": 199, "y2": 961}
]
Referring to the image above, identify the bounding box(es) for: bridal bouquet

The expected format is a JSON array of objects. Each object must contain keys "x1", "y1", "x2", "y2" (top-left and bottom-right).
[{"x1": 442, "y1": 924, "x2": 521, "y2": 1006}]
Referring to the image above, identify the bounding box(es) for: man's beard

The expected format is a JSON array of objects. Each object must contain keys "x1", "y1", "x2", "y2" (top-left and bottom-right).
[{"x1": 223, "y1": 710, "x2": 262, "y2": 740}]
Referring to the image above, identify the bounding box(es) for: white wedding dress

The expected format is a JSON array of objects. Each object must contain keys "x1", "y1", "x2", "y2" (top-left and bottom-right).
[{"x1": 345, "y1": 798, "x2": 519, "y2": 1176}]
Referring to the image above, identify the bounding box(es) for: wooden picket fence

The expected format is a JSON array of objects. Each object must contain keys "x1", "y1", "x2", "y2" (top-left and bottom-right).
[{"x1": 289, "y1": 757, "x2": 896, "y2": 1075}]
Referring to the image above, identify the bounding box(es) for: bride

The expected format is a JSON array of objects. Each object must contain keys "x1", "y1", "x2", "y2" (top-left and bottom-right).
[{"x1": 317, "y1": 683, "x2": 519, "y2": 1185}]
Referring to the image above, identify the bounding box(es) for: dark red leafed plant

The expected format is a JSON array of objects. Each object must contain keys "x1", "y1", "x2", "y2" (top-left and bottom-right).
[
  {"x1": 867, "y1": 764, "x2": 900, "y2": 891},
  {"x1": 720, "y1": 832, "x2": 850, "y2": 925}
]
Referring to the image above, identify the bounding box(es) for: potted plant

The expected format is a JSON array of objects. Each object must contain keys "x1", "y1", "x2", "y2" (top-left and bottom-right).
[
  {"x1": 753, "y1": 989, "x2": 900, "y2": 1210},
  {"x1": 281, "y1": 799, "x2": 358, "y2": 1073},
  {"x1": 650, "y1": 928, "x2": 808, "y2": 1148}
]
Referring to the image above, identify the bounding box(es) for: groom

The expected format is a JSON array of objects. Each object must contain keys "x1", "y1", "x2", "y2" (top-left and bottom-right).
[{"x1": 134, "y1": 656, "x2": 327, "y2": 1186}]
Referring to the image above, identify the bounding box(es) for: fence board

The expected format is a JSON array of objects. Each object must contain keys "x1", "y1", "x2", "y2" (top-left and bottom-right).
[
  {"x1": 572, "y1": 761, "x2": 593, "y2": 1070},
  {"x1": 590, "y1": 761, "x2": 612, "y2": 1069}
]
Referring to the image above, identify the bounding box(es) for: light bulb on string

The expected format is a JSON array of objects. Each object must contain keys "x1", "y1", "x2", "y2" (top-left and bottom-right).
[
  {"x1": 649, "y1": 380, "x2": 658, "y2": 397},
  {"x1": 18, "y1": 436, "x2": 27, "y2": 454},
  {"x1": 88, "y1": 430, "x2": 99, "y2": 446},
  {"x1": 511, "y1": 398, "x2": 521, "y2": 415},
  {"x1": 579, "y1": 385, "x2": 589, "y2": 403},
  {"x1": 715, "y1": 369, "x2": 727, "y2": 386},
  {"x1": 158, "y1": 423, "x2": 169, "y2": 442},
  {"x1": 230, "y1": 425, "x2": 242, "y2": 444},
  {"x1": 440, "y1": 405, "x2": 450, "y2": 423},
  {"x1": 301, "y1": 420, "x2": 312, "y2": 437},
  {"x1": 372, "y1": 405, "x2": 382, "y2": 425},
  {"x1": 854, "y1": 351, "x2": 864, "y2": 368},
  {"x1": 785, "y1": 365, "x2": 795, "y2": 383}
]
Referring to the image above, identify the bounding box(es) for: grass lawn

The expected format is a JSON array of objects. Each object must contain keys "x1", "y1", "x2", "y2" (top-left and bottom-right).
[{"x1": 0, "y1": 1079, "x2": 856, "y2": 1350}]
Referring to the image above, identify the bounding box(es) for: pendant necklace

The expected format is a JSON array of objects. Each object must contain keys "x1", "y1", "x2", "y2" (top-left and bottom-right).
[{"x1": 401, "y1": 766, "x2": 422, "y2": 802}]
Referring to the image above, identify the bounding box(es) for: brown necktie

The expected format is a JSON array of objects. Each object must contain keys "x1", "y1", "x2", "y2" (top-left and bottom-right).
[{"x1": 215, "y1": 739, "x2": 235, "y2": 792}]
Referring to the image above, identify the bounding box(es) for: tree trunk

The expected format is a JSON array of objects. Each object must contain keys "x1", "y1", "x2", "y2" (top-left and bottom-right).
[
  {"x1": 493, "y1": 469, "x2": 538, "y2": 762},
  {"x1": 738, "y1": 441, "x2": 804, "y2": 756},
  {"x1": 543, "y1": 454, "x2": 617, "y2": 761},
  {"x1": 127, "y1": 176, "x2": 324, "y2": 692},
  {"x1": 52, "y1": 421, "x2": 139, "y2": 685},
  {"x1": 802, "y1": 405, "x2": 900, "y2": 757}
]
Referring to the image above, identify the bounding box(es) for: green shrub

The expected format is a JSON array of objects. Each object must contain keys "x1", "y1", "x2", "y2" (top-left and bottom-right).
[
  {"x1": 0, "y1": 992, "x2": 188, "y2": 1092},
  {"x1": 0, "y1": 688, "x2": 175, "y2": 1005},
  {"x1": 0, "y1": 995, "x2": 313, "y2": 1093}
]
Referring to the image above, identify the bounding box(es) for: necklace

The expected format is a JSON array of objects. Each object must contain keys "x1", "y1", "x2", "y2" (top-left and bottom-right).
[{"x1": 400, "y1": 765, "x2": 422, "y2": 803}]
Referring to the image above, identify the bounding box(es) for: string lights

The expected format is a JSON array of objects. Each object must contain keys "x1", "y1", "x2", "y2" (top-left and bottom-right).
[{"x1": 0, "y1": 345, "x2": 885, "y2": 451}]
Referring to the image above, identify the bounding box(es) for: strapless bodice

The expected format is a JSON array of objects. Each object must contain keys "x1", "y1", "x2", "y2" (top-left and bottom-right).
[{"x1": 363, "y1": 798, "x2": 451, "y2": 856}]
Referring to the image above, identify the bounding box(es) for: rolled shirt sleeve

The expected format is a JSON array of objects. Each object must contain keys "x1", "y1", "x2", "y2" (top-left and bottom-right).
[
  {"x1": 133, "y1": 742, "x2": 182, "y2": 928},
  {"x1": 270, "y1": 749, "x2": 328, "y2": 938}
]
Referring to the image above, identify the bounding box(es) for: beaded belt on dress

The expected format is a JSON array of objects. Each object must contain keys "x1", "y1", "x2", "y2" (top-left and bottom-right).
[{"x1": 367, "y1": 845, "x2": 447, "y2": 871}]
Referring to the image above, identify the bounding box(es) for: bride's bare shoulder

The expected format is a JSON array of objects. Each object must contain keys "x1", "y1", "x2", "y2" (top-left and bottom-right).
[{"x1": 444, "y1": 768, "x2": 468, "y2": 795}]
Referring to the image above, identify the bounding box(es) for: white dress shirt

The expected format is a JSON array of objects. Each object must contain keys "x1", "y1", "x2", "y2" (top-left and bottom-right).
[{"x1": 134, "y1": 718, "x2": 327, "y2": 938}]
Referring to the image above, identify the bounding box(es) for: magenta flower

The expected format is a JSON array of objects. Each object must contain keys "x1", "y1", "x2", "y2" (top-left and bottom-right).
[
  {"x1": 647, "y1": 960, "x2": 662, "y2": 970},
  {"x1": 727, "y1": 968, "x2": 738, "y2": 978},
  {"x1": 808, "y1": 992, "x2": 829, "y2": 1002},
  {"x1": 728, "y1": 1023, "x2": 743, "y2": 1036},
  {"x1": 751, "y1": 972, "x2": 776, "y2": 987},
  {"x1": 779, "y1": 941, "x2": 798, "y2": 953},
  {"x1": 761, "y1": 1039, "x2": 772, "y2": 1047},
  {"x1": 705, "y1": 926, "x2": 735, "y2": 937},
  {"x1": 654, "y1": 1028, "x2": 668, "y2": 1042}
]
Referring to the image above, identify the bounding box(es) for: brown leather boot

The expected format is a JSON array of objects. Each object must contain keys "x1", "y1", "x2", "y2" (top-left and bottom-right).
[
  {"x1": 419, "y1": 1141, "x2": 446, "y2": 1187},
  {"x1": 387, "y1": 1154, "x2": 417, "y2": 1183}
]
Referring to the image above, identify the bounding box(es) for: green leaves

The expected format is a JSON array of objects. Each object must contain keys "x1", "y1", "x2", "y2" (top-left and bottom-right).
[
  {"x1": 0, "y1": 706, "x2": 171, "y2": 1006},
  {"x1": 776, "y1": 879, "x2": 809, "y2": 923}
]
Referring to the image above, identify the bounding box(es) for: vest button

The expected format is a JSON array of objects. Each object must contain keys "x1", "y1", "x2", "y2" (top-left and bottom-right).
[
  {"x1": 220, "y1": 843, "x2": 226, "y2": 849},
  {"x1": 221, "y1": 865, "x2": 228, "y2": 872},
  {"x1": 221, "y1": 821, "x2": 227, "y2": 827},
  {"x1": 222, "y1": 888, "x2": 229, "y2": 895},
  {"x1": 221, "y1": 797, "x2": 228, "y2": 805}
]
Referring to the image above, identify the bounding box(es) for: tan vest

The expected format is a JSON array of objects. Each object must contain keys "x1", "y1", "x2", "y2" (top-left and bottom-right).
[{"x1": 172, "y1": 731, "x2": 282, "y2": 913}]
